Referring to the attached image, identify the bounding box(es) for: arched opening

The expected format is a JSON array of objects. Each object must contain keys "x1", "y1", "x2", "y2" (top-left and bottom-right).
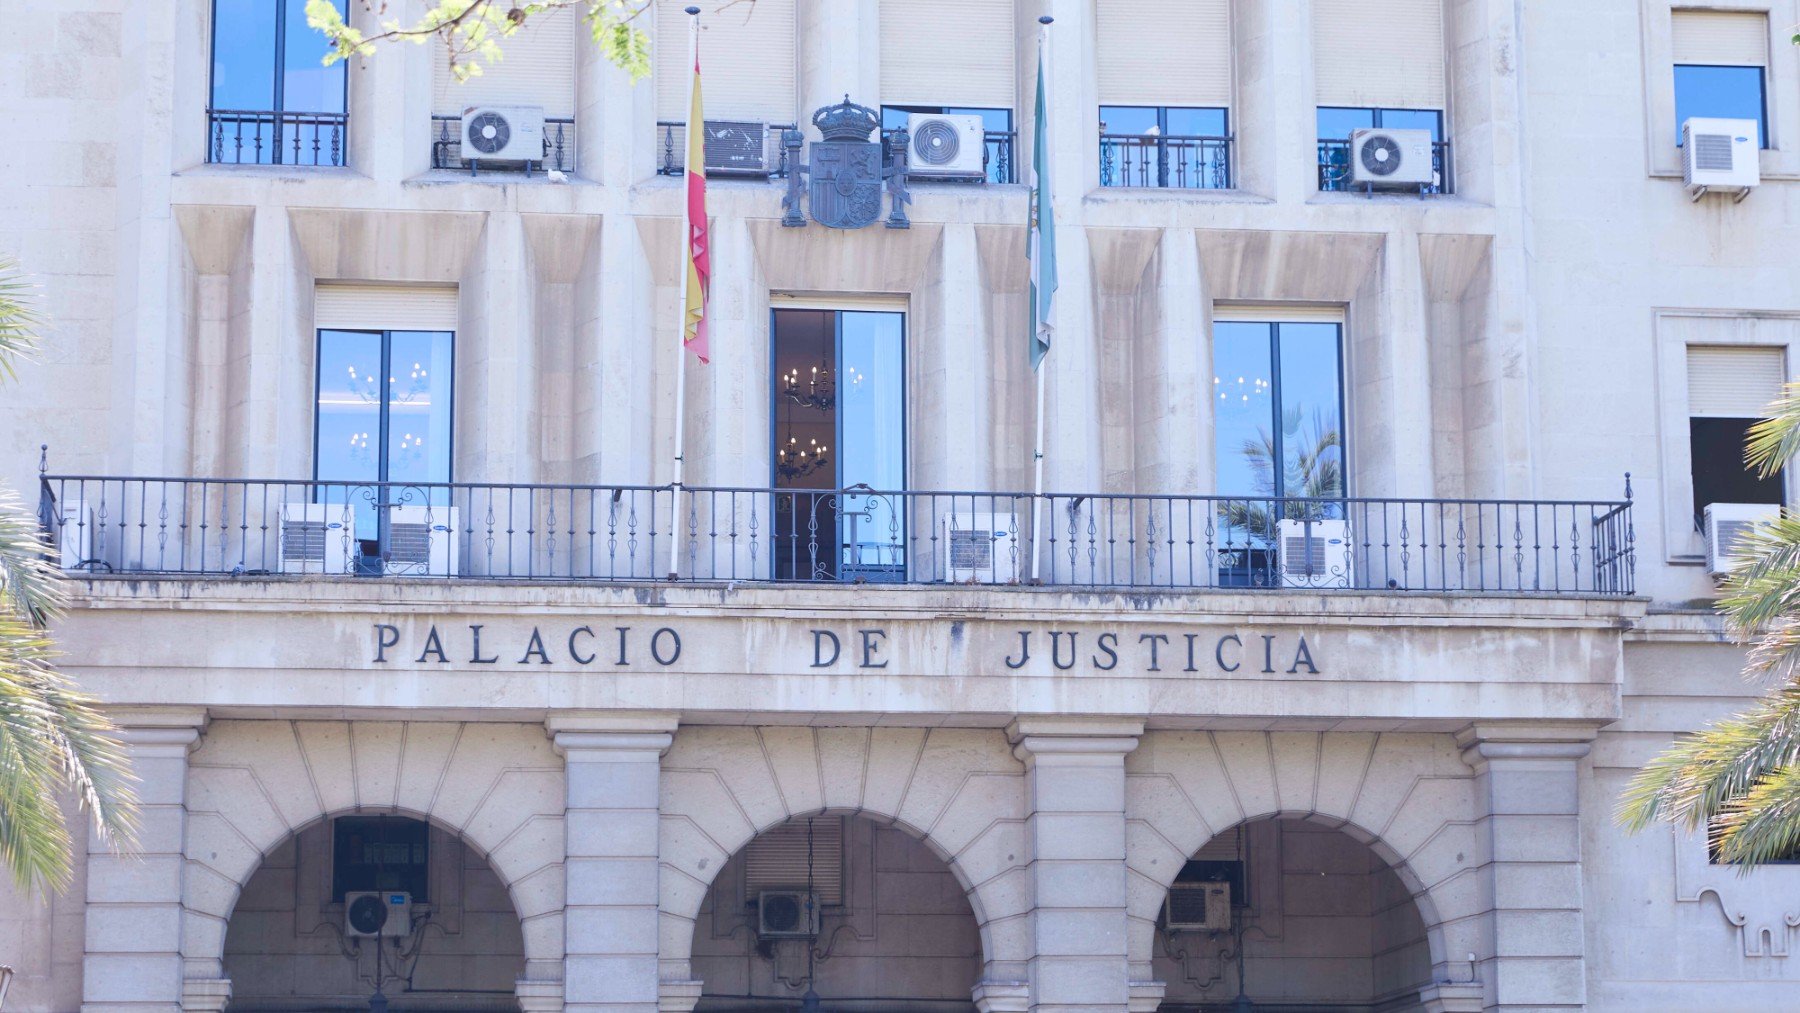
[
  {"x1": 1153, "y1": 817, "x2": 1433, "y2": 1013},
  {"x1": 221, "y1": 812, "x2": 526, "y2": 1011},
  {"x1": 690, "y1": 813, "x2": 984, "y2": 1012}
]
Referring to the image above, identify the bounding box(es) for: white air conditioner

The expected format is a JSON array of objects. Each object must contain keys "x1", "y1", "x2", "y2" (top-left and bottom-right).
[
  {"x1": 1276, "y1": 518, "x2": 1353, "y2": 589},
  {"x1": 702, "y1": 120, "x2": 772, "y2": 176},
  {"x1": 1683, "y1": 117, "x2": 1759, "y2": 201},
  {"x1": 279, "y1": 503, "x2": 355, "y2": 575},
  {"x1": 384, "y1": 505, "x2": 458, "y2": 577},
  {"x1": 1347, "y1": 128, "x2": 1436, "y2": 187},
  {"x1": 942, "y1": 512, "x2": 1020, "y2": 584},
  {"x1": 344, "y1": 890, "x2": 413, "y2": 939},
  {"x1": 1164, "y1": 881, "x2": 1232, "y2": 932},
  {"x1": 907, "y1": 113, "x2": 987, "y2": 180},
  {"x1": 461, "y1": 105, "x2": 545, "y2": 164},
  {"x1": 756, "y1": 890, "x2": 820, "y2": 938},
  {"x1": 53, "y1": 498, "x2": 93, "y2": 571},
  {"x1": 1704, "y1": 502, "x2": 1779, "y2": 576}
]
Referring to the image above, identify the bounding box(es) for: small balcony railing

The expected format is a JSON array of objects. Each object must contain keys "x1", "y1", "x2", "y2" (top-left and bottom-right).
[
  {"x1": 879, "y1": 128, "x2": 1017, "y2": 185},
  {"x1": 657, "y1": 121, "x2": 798, "y2": 179},
  {"x1": 1317, "y1": 138, "x2": 1454, "y2": 195},
  {"x1": 38, "y1": 474, "x2": 1635, "y2": 596},
  {"x1": 207, "y1": 109, "x2": 346, "y2": 167},
  {"x1": 1099, "y1": 133, "x2": 1232, "y2": 190},
  {"x1": 431, "y1": 115, "x2": 575, "y2": 175}
]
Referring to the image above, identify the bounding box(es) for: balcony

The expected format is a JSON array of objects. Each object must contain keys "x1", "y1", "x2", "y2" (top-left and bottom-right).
[
  {"x1": 1317, "y1": 137, "x2": 1454, "y2": 195},
  {"x1": 431, "y1": 115, "x2": 575, "y2": 175},
  {"x1": 1099, "y1": 133, "x2": 1233, "y2": 190},
  {"x1": 38, "y1": 475, "x2": 1636, "y2": 596},
  {"x1": 207, "y1": 109, "x2": 346, "y2": 167},
  {"x1": 657, "y1": 121, "x2": 799, "y2": 180}
]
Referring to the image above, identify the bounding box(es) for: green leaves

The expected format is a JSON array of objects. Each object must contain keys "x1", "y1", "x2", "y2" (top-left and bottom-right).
[{"x1": 309, "y1": 0, "x2": 654, "y2": 81}]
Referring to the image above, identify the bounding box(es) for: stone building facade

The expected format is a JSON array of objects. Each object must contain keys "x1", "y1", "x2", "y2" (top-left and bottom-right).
[{"x1": 2, "y1": 1, "x2": 1799, "y2": 1011}]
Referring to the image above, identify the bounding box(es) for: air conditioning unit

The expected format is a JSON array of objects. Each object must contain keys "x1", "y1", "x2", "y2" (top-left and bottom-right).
[
  {"x1": 344, "y1": 890, "x2": 412, "y2": 939},
  {"x1": 1347, "y1": 128, "x2": 1436, "y2": 187},
  {"x1": 461, "y1": 105, "x2": 545, "y2": 165},
  {"x1": 384, "y1": 505, "x2": 458, "y2": 577},
  {"x1": 942, "y1": 512, "x2": 1020, "y2": 584},
  {"x1": 906, "y1": 113, "x2": 987, "y2": 180},
  {"x1": 52, "y1": 497, "x2": 93, "y2": 571},
  {"x1": 279, "y1": 503, "x2": 355, "y2": 575},
  {"x1": 1683, "y1": 117, "x2": 1759, "y2": 201},
  {"x1": 702, "y1": 120, "x2": 772, "y2": 176},
  {"x1": 1704, "y1": 502, "x2": 1779, "y2": 576},
  {"x1": 756, "y1": 890, "x2": 820, "y2": 938},
  {"x1": 1164, "y1": 881, "x2": 1232, "y2": 932},
  {"x1": 1276, "y1": 518, "x2": 1353, "y2": 589}
]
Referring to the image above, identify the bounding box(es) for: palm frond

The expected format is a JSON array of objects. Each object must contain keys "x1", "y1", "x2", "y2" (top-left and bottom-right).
[
  {"x1": 0, "y1": 257, "x2": 40, "y2": 383},
  {"x1": 1712, "y1": 766, "x2": 1800, "y2": 869},
  {"x1": 1745, "y1": 383, "x2": 1800, "y2": 479},
  {"x1": 1617, "y1": 682, "x2": 1800, "y2": 833}
]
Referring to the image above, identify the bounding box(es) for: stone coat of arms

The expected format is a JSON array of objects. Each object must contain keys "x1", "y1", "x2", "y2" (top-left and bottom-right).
[{"x1": 782, "y1": 97, "x2": 911, "y2": 230}]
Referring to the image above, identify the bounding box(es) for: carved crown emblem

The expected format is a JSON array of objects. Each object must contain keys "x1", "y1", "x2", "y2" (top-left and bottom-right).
[{"x1": 812, "y1": 96, "x2": 880, "y2": 142}]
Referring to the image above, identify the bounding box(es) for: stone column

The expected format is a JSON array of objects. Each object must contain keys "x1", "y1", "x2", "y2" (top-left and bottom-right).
[
  {"x1": 1008, "y1": 717, "x2": 1143, "y2": 1013},
  {"x1": 81, "y1": 707, "x2": 207, "y2": 1013},
  {"x1": 548, "y1": 712, "x2": 679, "y2": 1013},
  {"x1": 1456, "y1": 722, "x2": 1597, "y2": 1012}
]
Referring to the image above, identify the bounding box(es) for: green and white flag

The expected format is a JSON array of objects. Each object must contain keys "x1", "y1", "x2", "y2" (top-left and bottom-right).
[{"x1": 1028, "y1": 36, "x2": 1057, "y2": 372}]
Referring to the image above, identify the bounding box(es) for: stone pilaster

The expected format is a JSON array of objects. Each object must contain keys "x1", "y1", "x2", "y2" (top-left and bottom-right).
[
  {"x1": 549, "y1": 712, "x2": 679, "y2": 1013},
  {"x1": 1457, "y1": 722, "x2": 1597, "y2": 1012},
  {"x1": 81, "y1": 707, "x2": 207, "y2": 1013},
  {"x1": 1008, "y1": 717, "x2": 1143, "y2": 1013}
]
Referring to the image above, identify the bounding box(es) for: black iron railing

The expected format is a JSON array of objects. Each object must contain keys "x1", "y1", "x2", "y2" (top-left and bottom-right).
[
  {"x1": 879, "y1": 128, "x2": 1017, "y2": 184},
  {"x1": 657, "y1": 121, "x2": 798, "y2": 179},
  {"x1": 1317, "y1": 138, "x2": 1454, "y2": 194},
  {"x1": 38, "y1": 474, "x2": 1635, "y2": 595},
  {"x1": 432, "y1": 115, "x2": 575, "y2": 174},
  {"x1": 207, "y1": 109, "x2": 346, "y2": 167},
  {"x1": 1099, "y1": 134, "x2": 1232, "y2": 190}
]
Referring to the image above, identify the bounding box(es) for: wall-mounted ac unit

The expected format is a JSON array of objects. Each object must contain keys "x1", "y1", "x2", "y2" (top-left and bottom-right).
[
  {"x1": 385, "y1": 505, "x2": 458, "y2": 577},
  {"x1": 1704, "y1": 502, "x2": 1779, "y2": 576},
  {"x1": 279, "y1": 503, "x2": 355, "y2": 575},
  {"x1": 461, "y1": 105, "x2": 545, "y2": 164},
  {"x1": 703, "y1": 120, "x2": 773, "y2": 176},
  {"x1": 1276, "y1": 518, "x2": 1353, "y2": 589},
  {"x1": 942, "y1": 512, "x2": 1019, "y2": 584},
  {"x1": 906, "y1": 113, "x2": 986, "y2": 180},
  {"x1": 1682, "y1": 117, "x2": 1759, "y2": 201},
  {"x1": 756, "y1": 890, "x2": 819, "y2": 938},
  {"x1": 1347, "y1": 127, "x2": 1436, "y2": 187},
  {"x1": 1164, "y1": 881, "x2": 1231, "y2": 932},
  {"x1": 344, "y1": 890, "x2": 412, "y2": 939},
  {"x1": 53, "y1": 497, "x2": 93, "y2": 571}
]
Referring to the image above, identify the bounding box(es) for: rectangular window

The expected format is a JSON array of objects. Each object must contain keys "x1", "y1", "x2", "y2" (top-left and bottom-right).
[
  {"x1": 1312, "y1": 0, "x2": 1445, "y2": 110},
  {"x1": 332, "y1": 816, "x2": 430, "y2": 902},
  {"x1": 1688, "y1": 345, "x2": 1785, "y2": 527},
  {"x1": 770, "y1": 308, "x2": 907, "y2": 582},
  {"x1": 1672, "y1": 10, "x2": 1770, "y2": 147},
  {"x1": 881, "y1": 106, "x2": 1014, "y2": 184},
  {"x1": 1316, "y1": 107, "x2": 1445, "y2": 192},
  {"x1": 878, "y1": 0, "x2": 1015, "y2": 110},
  {"x1": 209, "y1": 0, "x2": 347, "y2": 166},
  {"x1": 1099, "y1": 106, "x2": 1231, "y2": 189}
]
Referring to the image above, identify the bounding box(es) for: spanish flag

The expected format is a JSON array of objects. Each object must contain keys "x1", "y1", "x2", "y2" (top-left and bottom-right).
[{"x1": 682, "y1": 53, "x2": 710, "y2": 364}]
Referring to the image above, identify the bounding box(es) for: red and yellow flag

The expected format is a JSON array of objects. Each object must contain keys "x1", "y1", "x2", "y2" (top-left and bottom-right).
[{"x1": 681, "y1": 54, "x2": 710, "y2": 364}]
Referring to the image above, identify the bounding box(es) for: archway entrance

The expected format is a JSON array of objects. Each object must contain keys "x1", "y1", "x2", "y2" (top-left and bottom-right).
[
  {"x1": 221, "y1": 813, "x2": 526, "y2": 1011},
  {"x1": 1153, "y1": 817, "x2": 1434, "y2": 1012},
  {"x1": 690, "y1": 813, "x2": 983, "y2": 1012}
]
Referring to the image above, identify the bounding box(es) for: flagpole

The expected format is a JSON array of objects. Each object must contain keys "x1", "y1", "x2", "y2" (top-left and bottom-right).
[
  {"x1": 1029, "y1": 14, "x2": 1052, "y2": 583},
  {"x1": 666, "y1": 4, "x2": 700, "y2": 580}
]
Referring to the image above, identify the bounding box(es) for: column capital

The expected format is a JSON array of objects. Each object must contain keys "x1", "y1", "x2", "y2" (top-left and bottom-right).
[
  {"x1": 1455, "y1": 720, "x2": 1600, "y2": 767},
  {"x1": 1006, "y1": 716, "x2": 1143, "y2": 762},
  {"x1": 548, "y1": 710, "x2": 679, "y2": 757},
  {"x1": 109, "y1": 706, "x2": 208, "y2": 755}
]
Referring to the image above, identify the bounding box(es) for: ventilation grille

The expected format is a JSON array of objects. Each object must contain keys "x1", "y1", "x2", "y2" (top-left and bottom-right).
[
  {"x1": 1167, "y1": 882, "x2": 1227, "y2": 926},
  {"x1": 912, "y1": 119, "x2": 963, "y2": 165},
  {"x1": 283, "y1": 519, "x2": 328, "y2": 562},
  {"x1": 1283, "y1": 534, "x2": 1329, "y2": 575},
  {"x1": 387, "y1": 522, "x2": 435, "y2": 566},
  {"x1": 949, "y1": 528, "x2": 994, "y2": 570},
  {"x1": 744, "y1": 817, "x2": 844, "y2": 906},
  {"x1": 1694, "y1": 133, "x2": 1736, "y2": 172}
]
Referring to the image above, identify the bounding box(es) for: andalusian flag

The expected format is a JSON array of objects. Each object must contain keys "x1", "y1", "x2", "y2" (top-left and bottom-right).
[
  {"x1": 1027, "y1": 39, "x2": 1056, "y2": 372},
  {"x1": 682, "y1": 53, "x2": 710, "y2": 364}
]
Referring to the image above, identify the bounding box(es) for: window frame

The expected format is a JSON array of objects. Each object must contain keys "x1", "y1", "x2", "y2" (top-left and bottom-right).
[
  {"x1": 766, "y1": 307, "x2": 910, "y2": 494},
  {"x1": 207, "y1": 0, "x2": 349, "y2": 117},
  {"x1": 1097, "y1": 105, "x2": 1233, "y2": 189},
  {"x1": 311, "y1": 327, "x2": 458, "y2": 487},
  {"x1": 330, "y1": 814, "x2": 432, "y2": 903},
  {"x1": 1673, "y1": 62, "x2": 1770, "y2": 148},
  {"x1": 1208, "y1": 313, "x2": 1352, "y2": 503}
]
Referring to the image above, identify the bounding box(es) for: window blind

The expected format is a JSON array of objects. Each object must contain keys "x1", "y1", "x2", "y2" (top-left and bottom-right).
[
  {"x1": 742, "y1": 817, "x2": 844, "y2": 905},
  {"x1": 315, "y1": 284, "x2": 459, "y2": 332},
  {"x1": 1096, "y1": 0, "x2": 1230, "y2": 107},
  {"x1": 1672, "y1": 9, "x2": 1768, "y2": 66},
  {"x1": 879, "y1": 0, "x2": 1016, "y2": 109},
  {"x1": 1312, "y1": 0, "x2": 1446, "y2": 109},
  {"x1": 654, "y1": 0, "x2": 798, "y2": 123},
  {"x1": 1689, "y1": 345, "x2": 1785, "y2": 418},
  {"x1": 431, "y1": 6, "x2": 577, "y2": 117}
]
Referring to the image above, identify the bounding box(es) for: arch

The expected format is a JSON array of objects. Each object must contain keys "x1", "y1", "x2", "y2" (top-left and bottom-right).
[
  {"x1": 180, "y1": 720, "x2": 567, "y2": 990},
  {"x1": 1124, "y1": 730, "x2": 1481, "y2": 984},
  {"x1": 657, "y1": 726, "x2": 1032, "y2": 984}
]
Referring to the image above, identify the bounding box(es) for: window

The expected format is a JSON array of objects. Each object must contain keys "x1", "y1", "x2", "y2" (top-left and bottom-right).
[
  {"x1": 1688, "y1": 345, "x2": 1784, "y2": 527},
  {"x1": 877, "y1": 0, "x2": 1015, "y2": 183},
  {"x1": 430, "y1": 5, "x2": 577, "y2": 172},
  {"x1": 770, "y1": 309, "x2": 906, "y2": 582},
  {"x1": 1316, "y1": 107, "x2": 1446, "y2": 192},
  {"x1": 881, "y1": 106, "x2": 1015, "y2": 184},
  {"x1": 1672, "y1": 10, "x2": 1769, "y2": 148},
  {"x1": 208, "y1": 0, "x2": 347, "y2": 166},
  {"x1": 1099, "y1": 106, "x2": 1230, "y2": 189},
  {"x1": 332, "y1": 816, "x2": 430, "y2": 902}
]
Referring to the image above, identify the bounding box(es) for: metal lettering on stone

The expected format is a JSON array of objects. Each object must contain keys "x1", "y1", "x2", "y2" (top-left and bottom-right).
[{"x1": 783, "y1": 97, "x2": 911, "y2": 230}]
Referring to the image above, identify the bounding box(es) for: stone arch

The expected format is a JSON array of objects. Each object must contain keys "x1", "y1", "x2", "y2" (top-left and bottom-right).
[
  {"x1": 180, "y1": 720, "x2": 567, "y2": 991},
  {"x1": 657, "y1": 726, "x2": 1031, "y2": 985},
  {"x1": 1124, "y1": 731, "x2": 1481, "y2": 984}
]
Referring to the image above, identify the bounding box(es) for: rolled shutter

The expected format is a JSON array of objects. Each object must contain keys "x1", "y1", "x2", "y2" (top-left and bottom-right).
[
  {"x1": 1672, "y1": 10, "x2": 1768, "y2": 66},
  {"x1": 1313, "y1": 0, "x2": 1446, "y2": 109},
  {"x1": 880, "y1": 0, "x2": 1016, "y2": 109},
  {"x1": 654, "y1": 0, "x2": 798, "y2": 123},
  {"x1": 742, "y1": 817, "x2": 844, "y2": 905},
  {"x1": 1097, "y1": 0, "x2": 1230, "y2": 107},
  {"x1": 1688, "y1": 345, "x2": 1785, "y2": 418},
  {"x1": 315, "y1": 284, "x2": 459, "y2": 332},
  {"x1": 431, "y1": 6, "x2": 577, "y2": 117}
]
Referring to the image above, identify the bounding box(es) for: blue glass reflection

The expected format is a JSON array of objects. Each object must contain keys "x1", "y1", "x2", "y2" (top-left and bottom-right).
[
  {"x1": 1212, "y1": 321, "x2": 1346, "y2": 502},
  {"x1": 1674, "y1": 65, "x2": 1766, "y2": 147},
  {"x1": 1316, "y1": 107, "x2": 1441, "y2": 141},
  {"x1": 283, "y1": 0, "x2": 345, "y2": 114},
  {"x1": 211, "y1": 0, "x2": 345, "y2": 112}
]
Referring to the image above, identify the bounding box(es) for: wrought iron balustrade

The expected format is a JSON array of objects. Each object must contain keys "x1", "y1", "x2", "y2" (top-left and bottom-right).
[
  {"x1": 877, "y1": 128, "x2": 1018, "y2": 184},
  {"x1": 1317, "y1": 137, "x2": 1454, "y2": 194},
  {"x1": 38, "y1": 474, "x2": 1635, "y2": 596},
  {"x1": 431, "y1": 115, "x2": 576, "y2": 174},
  {"x1": 1099, "y1": 133, "x2": 1233, "y2": 190},
  {"x1": 207, "y1": 109, "x2": 346, "y2": 167},
  {"x1": 657, "y1": 121, "x2": 798, "y2": 179}
]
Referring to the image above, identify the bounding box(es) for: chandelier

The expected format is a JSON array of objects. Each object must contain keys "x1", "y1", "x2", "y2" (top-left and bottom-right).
[
  {"x1": 781, "y1": 364, "x2": 835, "y2": 411},
  {"x1": 776, "y1": 434, "x2": 830, "y2": 481}
]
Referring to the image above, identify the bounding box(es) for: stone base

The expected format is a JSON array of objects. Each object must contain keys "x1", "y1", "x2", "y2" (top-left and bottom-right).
[
  {"x1": 1128, "y1": 979, "x2": 1168, "y2": 1013},
  {"x1": 971, "y1": 980, "x2": 1031, "y2": 1013},
  {"x1": 515, "y1": 978, "x2": 565, "y2": 1012},
  {"x1": 1418, "y1": 980, "x2": 1484, "y2": 1013},
  {"x1": 659, "y1": 979, "x2": 705, "y2": 1013},
  {"x1": 180, "y1": 977, "x2": 231, "y2": 1012}
]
